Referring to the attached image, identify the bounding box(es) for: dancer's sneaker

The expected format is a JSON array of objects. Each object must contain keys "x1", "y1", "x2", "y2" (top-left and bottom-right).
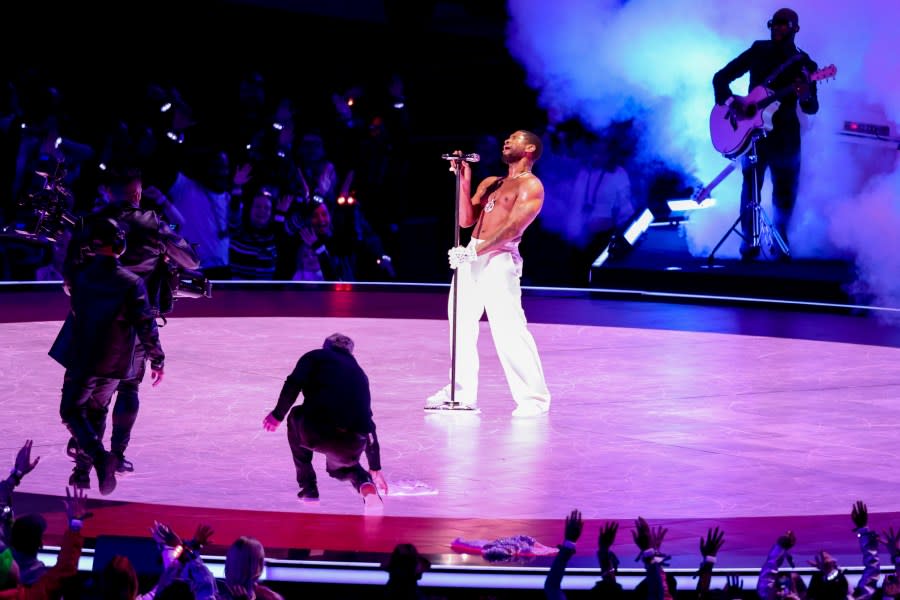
[
  {"x1": 297, "y1": 484, "x2": 320, "y2": 503},
  {"x1": 424, "y1": 386, "x2": 478, "y2": 412},
  {"x1": 65, "y1": 438, "x2": 79, "y2": 459},
  {"x1": 94, "y1": 451, "x2": 118, "y2": 496},
  {"x1": 69, "y1": 467, "x2": 91, "y2": 490},
  {"x1": 511, "y1": 403, "x2": 549, "y2": 418},
  {"x1": 113, "y1": 452, "x2": 134, "y2": 475},
  {"x1": 360, "y1": 482, "x2": 383, "y2": 511}
]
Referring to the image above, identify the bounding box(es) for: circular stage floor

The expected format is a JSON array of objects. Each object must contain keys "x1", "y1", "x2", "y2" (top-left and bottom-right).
[{"x1": 3, "y1": 284, "x2": 900, "y2": 568}]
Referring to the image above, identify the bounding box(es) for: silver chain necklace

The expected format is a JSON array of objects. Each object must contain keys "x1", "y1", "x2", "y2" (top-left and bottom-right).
[{"x1": 485, "y1": 171, "x2": 531, "y2": 213}]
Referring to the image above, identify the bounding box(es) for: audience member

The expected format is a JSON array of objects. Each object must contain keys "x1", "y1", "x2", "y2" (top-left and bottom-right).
[
  {"x1": 229, "y1": 186, "x2": 278, "y2": 280},
  {"x1": 545, "y1": 512, "x2": 671, "y2": 600},
  {"x1": 8, "y1": 515, "x2": 47, "y2": 586},
  {"x1": 280, "y1": 199, "x2": 354, "y2": 281},
  {"x1": 631, "y1": 516, "x2": 675, "y2": 600},
  {"x1": 383, "y1": 543, "x2": 432, "y2": 600},
  {"x1": 167, "y1": 148, "x2": 249, "y2": 279},
  {"x1": 807, "y1": 501, "x2": 879, "y2": 600},
  {"x1": 695, "y1": 526, "x2": 725, "y2": 600},
  {"x1": 0, "y1": 441, "x2": 40, "y2": 547},
  {"x1": 0, "y1": 487, "x2": 90, "y2": 600},
  {"x1": 757, "y1": 502, "x2": 879, "y2": 600},
  {"x1": 99, "y1": 555, "x2": 142, "y2": 600},
  {"x1": 295, "y1": 132, "x2": 340, "y2": 205},
  {"x1": 146, "y1": 521, "x2": 216, "y2": 600},
  {"x1": 217, "y1": 536, "x2": 283, "y2": 600},
  {"x1": 543, "y1": 509, "x2": 583, "y2": 600}
]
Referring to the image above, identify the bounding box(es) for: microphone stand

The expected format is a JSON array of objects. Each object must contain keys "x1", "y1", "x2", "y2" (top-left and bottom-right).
[{"x1": 440, "y1": 152, "x2": 480, "y2": 411}]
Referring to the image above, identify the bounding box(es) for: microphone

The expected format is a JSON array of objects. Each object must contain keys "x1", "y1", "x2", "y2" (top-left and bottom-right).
[{"x1": 441, "y1": 153, "x2": 480, "y2": 163}]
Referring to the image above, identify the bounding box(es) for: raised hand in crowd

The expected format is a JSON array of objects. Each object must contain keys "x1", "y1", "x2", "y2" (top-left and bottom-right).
[
  {"x1": 234, "y1": 163, "x2": 253, "y2": 189},
  {"x1": 851, "y1": 500, "x2": 869, "y2": 530},
  {"x1": 807, "y1": 550, "x2": 839, "y2": 579},
  {"x1": 725, "y1": 575, "x2": 744, "y2": 600},
  {"x1": 700, "y1": 526, "x2": 725, "y2": 558},
  {"x1": 2, "y1": 440, "x2": 43, "y2": 542},
  {"x1": 633, "y1": 517, "x2": 672, "y2": 600},
  {"x1": 632, "y1": 516, "x2": 668, "y2": 561},
  {"x1": 758, "y1": 530, "x2": 798, "y2": 600},
  {"x1": 544, "y1": 509, "x2": 583, "y2": 600},
  {"x1": 650, "y1": 522, "x2": 668, "y2": 555},
  {"x1": 150, "y1": 520, "x2": 217, "y2": 599},
  {"x1": 299, "y1": 224, "x2": 318, "y2": 249},
  {"x1": 595, "y1": 520, "x2": 623, "y2": 599},
  {"x1": 697, "y1": 527, "x2": 725, "y2": 600},
  {"x1": 598, "y1": 520, "x2": 620, "y2": 574},
  {"x1": 151, "y1": 520, "x2": 182, "y2": 548},
  {"x1": 778, "y1": 529, "x2": 797, "y2": 567},
  {"x1": 151, "y1": 521, "x2": 214, "y2": 555},
  {"x1": 192, "y1": 524, "x2": 215, "y2": 548},
  {"x1": 838, "y1": 500, "x2": 880, "y2": 600},
  {"x1": 884, "y1": 527, "x2": 900, "y2": 564},
  {"x1": 63, "y1": 485, "x2": 92, "y2": 527},
  {"x1": 778, "y1": 530, "x2": 796, "y2": 551},
  {"x1": 14, "y1": 439, "x2": 41, "y2": 479},
  {"x1": 599, "y1": 520, "x2": 618, "y2": 552},
  {"x1": 565, "y1": 509, "x2": 583, "y2": 544},
  {"x1": 632, "y1": 516, "x2": 653, "y2": 560}
]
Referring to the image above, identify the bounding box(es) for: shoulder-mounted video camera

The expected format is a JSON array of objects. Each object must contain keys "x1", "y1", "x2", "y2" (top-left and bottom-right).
[{"x1": 157, "y1": 263, "x2": 212, "y2": 318}]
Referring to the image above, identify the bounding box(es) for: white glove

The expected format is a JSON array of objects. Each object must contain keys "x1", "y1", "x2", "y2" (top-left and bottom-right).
[{"x1": 447, "y1": 245, "x2": 478, "y2": 270}]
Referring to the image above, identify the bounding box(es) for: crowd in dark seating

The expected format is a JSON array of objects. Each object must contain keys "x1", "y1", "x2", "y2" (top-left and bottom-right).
[
  {"x1": 0, "y1": 58, "x2": 682, "y2": 289},
  {"x1": 0, "y1": 63, "x2": 407, "y2": 284}
]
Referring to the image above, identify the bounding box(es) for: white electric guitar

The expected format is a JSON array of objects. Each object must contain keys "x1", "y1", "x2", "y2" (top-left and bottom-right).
[{"x1": 709, "y1": 64, "x2": 837, "y2": 158}]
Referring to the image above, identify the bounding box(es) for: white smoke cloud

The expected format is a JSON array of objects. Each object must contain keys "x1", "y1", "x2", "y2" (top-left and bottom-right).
[{"x1": 507, "y1": 0, "x2": 900, "y2": 308}]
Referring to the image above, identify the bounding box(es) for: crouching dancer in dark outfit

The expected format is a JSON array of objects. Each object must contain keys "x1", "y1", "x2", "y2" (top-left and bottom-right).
[
  {"x1": 49, "y1": 217, "x2": 164, "y2": 495},
  {"x1": 262, "y1": 333, "x2": 388, "y2": 508}
]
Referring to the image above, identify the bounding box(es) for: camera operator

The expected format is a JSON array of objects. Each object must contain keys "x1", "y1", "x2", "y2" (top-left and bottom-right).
[
  {"x1": 64, "y1": 166, "x2": 200, "y2": 476},
  {"x1": 50, "y1": 216, "x2": 164, "y2": 495}
]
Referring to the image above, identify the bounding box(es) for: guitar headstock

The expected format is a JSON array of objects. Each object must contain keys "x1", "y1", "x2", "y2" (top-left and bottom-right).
[
  {"x1": 810, "y1": 64, "x2": 837, "y2": 83},
  {"x1": 692, "y1": 184, "x2": 708, "y2": 203}
]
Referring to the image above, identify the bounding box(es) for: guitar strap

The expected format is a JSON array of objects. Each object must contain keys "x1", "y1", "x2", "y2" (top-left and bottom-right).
[{"x1": 763, "y1": 52, "x2": 804, "y2": 87}]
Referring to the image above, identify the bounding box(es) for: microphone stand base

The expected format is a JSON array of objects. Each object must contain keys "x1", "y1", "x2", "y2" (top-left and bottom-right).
[{"x1": 423, "y1": 403, "x2": 481, "y2": 414}]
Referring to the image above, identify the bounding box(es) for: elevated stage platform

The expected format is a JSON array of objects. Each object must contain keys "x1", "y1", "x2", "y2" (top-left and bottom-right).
[
  {"x1": 590, "y1": 222, "x2": 860, "y2": 305},
  {"x1": 2, "y1": 281, "x2": 900, "y2": 594}
]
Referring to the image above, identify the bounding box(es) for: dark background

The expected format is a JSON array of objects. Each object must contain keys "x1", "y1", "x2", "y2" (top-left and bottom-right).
[{"x1": 2, "y1": 0, "x2": 554, "y2": 282}]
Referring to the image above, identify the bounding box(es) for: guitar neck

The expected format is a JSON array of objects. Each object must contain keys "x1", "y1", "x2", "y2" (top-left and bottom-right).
[
  {"x1": 756, "y1": 85, "x2": 795, "y2": 110},
  {"x1": 695, "y1": 159, "x2": 739, "y2": 202}
]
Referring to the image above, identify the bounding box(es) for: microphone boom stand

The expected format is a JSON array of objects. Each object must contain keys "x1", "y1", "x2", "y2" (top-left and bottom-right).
[{"x1": 436, "y1": 152, "x2": 480, "y2": 411}]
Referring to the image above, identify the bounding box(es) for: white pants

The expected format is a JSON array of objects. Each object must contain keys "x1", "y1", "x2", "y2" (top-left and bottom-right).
[{"x1": 444, "y1": 240, "x2": 551, "y2": 409}]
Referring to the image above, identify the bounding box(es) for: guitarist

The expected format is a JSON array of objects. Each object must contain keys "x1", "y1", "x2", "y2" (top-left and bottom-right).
[{"x1": 712, "y1": 8, "x2": 818, "y2": 260}]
